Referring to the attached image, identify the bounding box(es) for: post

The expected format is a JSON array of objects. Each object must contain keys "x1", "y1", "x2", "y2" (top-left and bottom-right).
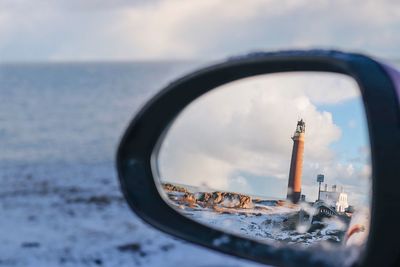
[
  {"x1": 317, "y1": 174, "x2": 324, "y2": 202},
  {"x1": 318, "y1": 181, "x2": 322, "y2": 201}
]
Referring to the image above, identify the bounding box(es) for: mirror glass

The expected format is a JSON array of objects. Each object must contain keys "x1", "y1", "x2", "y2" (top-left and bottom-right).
[{"x1": 156, "y1": 72, "x2": 371, "y2": 251}]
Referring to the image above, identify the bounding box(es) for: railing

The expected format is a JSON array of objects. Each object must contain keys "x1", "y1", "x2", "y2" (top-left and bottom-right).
[{"x1": 313, "y1": 201, "x2": 339, "y2": 217}]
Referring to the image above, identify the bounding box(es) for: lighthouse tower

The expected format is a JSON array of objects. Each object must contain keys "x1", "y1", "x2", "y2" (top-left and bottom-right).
[{"x1": 287, "y1": 119, "x2": 306, "y2": 203}]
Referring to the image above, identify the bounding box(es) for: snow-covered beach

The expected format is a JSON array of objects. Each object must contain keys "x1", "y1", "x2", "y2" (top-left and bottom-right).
[{"x1": 0, "y1": 162, "x2": 266, "y2": 267}]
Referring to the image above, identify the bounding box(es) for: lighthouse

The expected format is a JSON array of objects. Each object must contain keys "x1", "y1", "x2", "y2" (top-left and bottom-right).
[{"x1": 287, "y1": 119, "x2": 305, "y2": 203}]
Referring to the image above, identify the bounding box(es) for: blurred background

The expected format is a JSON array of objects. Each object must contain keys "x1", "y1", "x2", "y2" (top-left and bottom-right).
[{"x1": 0, "y1": 1, "x2": 399, "y2": 266}]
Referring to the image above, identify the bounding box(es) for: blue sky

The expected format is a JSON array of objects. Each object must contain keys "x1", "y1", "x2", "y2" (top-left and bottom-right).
[{"x1": 319, "y1": 98, "x2": 369, "y2": 165}]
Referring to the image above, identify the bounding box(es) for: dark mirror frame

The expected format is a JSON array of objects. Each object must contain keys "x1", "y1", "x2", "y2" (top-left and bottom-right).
[{"x1": 116, "y1": 50, "x2": 400, "y2": 267}]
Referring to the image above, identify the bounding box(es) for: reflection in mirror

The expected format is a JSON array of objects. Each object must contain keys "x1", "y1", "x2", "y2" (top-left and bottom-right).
[{"x1": 156, "y1": 72, "x2": 371, "y2": 251}]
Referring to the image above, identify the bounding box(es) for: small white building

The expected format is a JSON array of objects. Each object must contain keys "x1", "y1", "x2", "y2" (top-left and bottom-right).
[{"x1": 319, "y1": 184, "x2": 349, "y2": 213}]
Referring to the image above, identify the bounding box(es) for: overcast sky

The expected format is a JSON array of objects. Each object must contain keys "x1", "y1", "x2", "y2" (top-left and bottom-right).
[{"x1": 0, "y1": 0, "x2": 399, "y2": 62}]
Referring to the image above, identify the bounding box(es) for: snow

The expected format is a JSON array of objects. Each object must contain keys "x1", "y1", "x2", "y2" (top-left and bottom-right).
[
  {"x1": 162, "y1": 187, "x2": 370, "y2": 267},
  {"x1": 166, "y1": 189, "x2": 350, "y2": 246},
  {"x1": 0, "y1": 161, "x2": 364, "y2": 266},
  {"x1": 182, "y1": 206, "x2": 297, "y2": 243},
  {"x1": 0, "y1": 162, "x2": 266, "y2": 267}
]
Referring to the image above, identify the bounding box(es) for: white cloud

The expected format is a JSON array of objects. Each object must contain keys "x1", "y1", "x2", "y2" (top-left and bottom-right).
[
  {"x1": 158, "y1": 72, "x2": 370, "y2": 204},
  {"x1": 0, "y1": 0, "x2": 400, "y2": 61}
]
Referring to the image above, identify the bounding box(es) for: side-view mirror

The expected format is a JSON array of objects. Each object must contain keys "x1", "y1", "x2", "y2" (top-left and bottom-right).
[{"x1": 116, "y1": 50, "x2": 400, "y2": 267}]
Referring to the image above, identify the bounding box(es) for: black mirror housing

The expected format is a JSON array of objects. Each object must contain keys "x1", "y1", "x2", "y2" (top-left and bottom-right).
[{"x1": 117, "y1": 50, "x2": 400, "y2": 267}]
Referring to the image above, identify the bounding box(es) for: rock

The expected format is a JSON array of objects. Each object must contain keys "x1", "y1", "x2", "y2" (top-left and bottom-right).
[
  {"x1": 162, "y1": 183, "x2": 253, "y2": 209},
  {"x1": 162, "y1": 183, "x2": 188, "y2": 193},
  {"x1": 197, "y1": 191, "x2": 253, "y2": 209},
  {"x1": 181, "y1": 193, "x2": 197, "y2": 208},
  {"x1": 194, "y1": 192, "x2": 212, "y2": 202}
]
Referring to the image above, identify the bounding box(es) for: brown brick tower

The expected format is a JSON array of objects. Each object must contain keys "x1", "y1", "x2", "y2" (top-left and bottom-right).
[{"x1": 287, "y1": 119, "x2": 305, "y2": 203}]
